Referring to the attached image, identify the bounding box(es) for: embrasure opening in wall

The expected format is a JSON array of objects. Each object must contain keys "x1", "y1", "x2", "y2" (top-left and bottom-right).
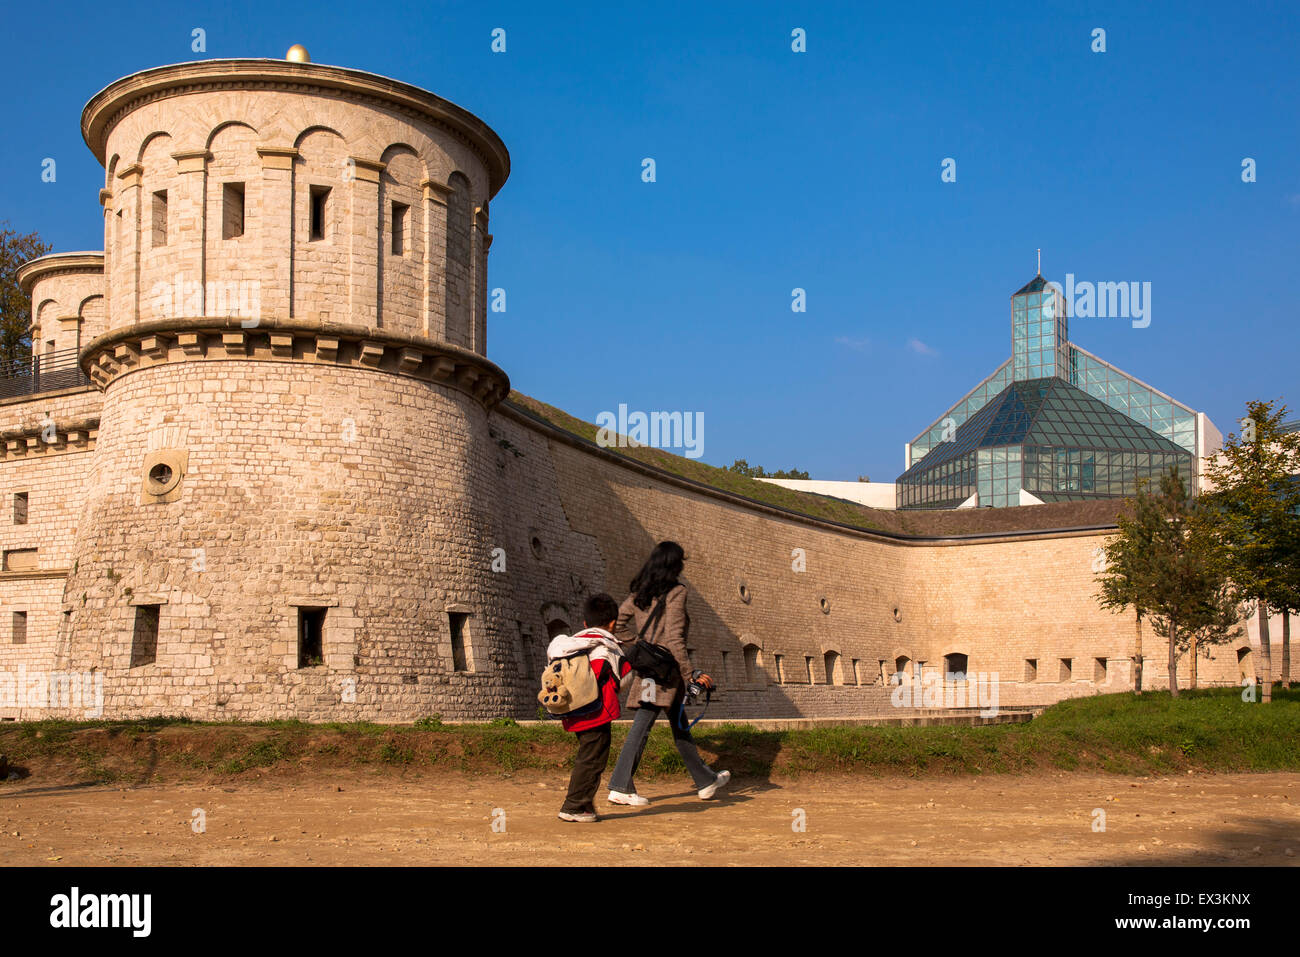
[
  {"x1": 148, "y1": 463, "x2": 172, "y2": 489},
  {"x1": 943, "y1": 652, "x2": 968, "y2": 681},
  {"x1": 131, "y1": 605, "x2": 160, "y2": 667},
  {"x1": 823, "y1": 650, "x2": 841, "y2": 684},
  {"x1": 449, "y1": 611, "x2": 471, "y2": 671},
  {"x1": 298, "y1": 608, "x2": 326, "y2": 668},
  {"x1": 142, "y1": 450, "x2": 187, "y2": 503}
]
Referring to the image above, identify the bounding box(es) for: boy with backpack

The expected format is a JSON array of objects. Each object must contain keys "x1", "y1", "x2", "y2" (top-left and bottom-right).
[{"x1": 540, "y1": 593, "x2": 633, "y2": 823}]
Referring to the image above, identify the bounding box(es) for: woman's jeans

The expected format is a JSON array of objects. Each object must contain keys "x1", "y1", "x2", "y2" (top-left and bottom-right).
[{"x1": 608, "y1": 696, "x2": 718, "y2": 793}]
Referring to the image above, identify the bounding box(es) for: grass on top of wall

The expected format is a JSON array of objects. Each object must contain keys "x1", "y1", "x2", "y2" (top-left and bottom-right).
[
  {"x1": 503, "y1": 392, "x2": 1128, "y2": 537},
  {"x1": 504, "y1": 392, "x2": 895, "y2": 532},
  {"x1": 2, "y1": 688, "x2": 1298, "y2": 785}
]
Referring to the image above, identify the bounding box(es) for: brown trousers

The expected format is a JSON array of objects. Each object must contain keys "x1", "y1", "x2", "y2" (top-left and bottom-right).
[{"x1": 562, "y1": 724, "x2": 613, "y2": 814}]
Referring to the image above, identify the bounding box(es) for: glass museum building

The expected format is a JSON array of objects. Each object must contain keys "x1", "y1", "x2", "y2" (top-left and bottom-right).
[{"x1": 897, "y1": 274, "x2": 1220, "y2": 509}]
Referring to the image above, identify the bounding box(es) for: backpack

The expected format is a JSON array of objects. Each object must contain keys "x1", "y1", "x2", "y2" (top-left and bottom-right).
[{"x1": 538, "y1": 652, "x2": 601, "y2": 716}]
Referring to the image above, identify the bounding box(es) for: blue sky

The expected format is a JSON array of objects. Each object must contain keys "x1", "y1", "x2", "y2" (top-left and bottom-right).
[{"x1": 2, "y1": 0, "x2": 1296, "y2": 481}]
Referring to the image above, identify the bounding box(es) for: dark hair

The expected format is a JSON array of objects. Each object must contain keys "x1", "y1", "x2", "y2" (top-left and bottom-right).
[
  {"x1": 629, "y1": 541, "x2": 685, "y2": 610},
  {"x1": 583, "y1": 593, "x2": 619, "y2": 629}
]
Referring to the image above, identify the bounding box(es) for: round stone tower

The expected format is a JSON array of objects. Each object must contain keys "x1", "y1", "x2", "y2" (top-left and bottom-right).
[{"x1": 60, "y1": 54, "x2": 517, "y2": 720}]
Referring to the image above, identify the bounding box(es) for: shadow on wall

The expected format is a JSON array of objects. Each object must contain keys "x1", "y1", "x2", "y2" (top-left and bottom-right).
[{"x1": 505, "y1": 433, "x2": 897, "y2": 722}]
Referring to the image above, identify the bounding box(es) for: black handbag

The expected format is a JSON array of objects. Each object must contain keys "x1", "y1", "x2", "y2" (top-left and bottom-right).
[{"x1": 625, "y1": 598, "x2": 679, "y2": 683}]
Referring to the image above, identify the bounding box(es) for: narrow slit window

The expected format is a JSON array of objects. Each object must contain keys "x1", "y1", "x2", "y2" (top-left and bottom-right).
[
  {"x1": 131, "y1": 605, "x2": 160, "y2": 667},
  {"x1": 391, "y1": 201, "x2": 408, "y2": 255},
  {"x1": 152, "y1": 189, "x2": 168, "y2": 247},
  {"x1": 310, "y1": 186, "x2": 330, "y2": 241},
  {"x1": 11, "y1": 611, "x2": 26, "y2": 645},
  {"x1": 222, "y1": 182, "x2": 245, "y2": 239},
  {"x1": 13, "y1": 492, "x2": 28, "y2": 525},
  {"x1": 298, "y1": 607, "x2": 325, "y2": 667},
  {"x1": 449, "y1": 611, "x2": 469, "y2": 672}
]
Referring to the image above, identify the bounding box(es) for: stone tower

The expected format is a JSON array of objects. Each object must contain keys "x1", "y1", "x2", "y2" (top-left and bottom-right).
[{"x1": 59, "y1": 56, "x2": 517, "y2": 720}]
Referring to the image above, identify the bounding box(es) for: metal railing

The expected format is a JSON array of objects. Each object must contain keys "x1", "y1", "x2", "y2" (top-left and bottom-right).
[{"x1": 0, "y1": 348, "x2": 91, "y2": 399}]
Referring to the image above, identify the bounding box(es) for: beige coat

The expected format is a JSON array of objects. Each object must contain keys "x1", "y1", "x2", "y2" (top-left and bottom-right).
[{"x1": 614, "y1": 584, "x2": 692, "y2": 709}]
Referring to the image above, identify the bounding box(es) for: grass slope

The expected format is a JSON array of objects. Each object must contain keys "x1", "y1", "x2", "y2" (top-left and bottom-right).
[
  {"x1": 504, "y1": 392, "x2": 1127, "y2": 537},
  {"x1": 2, "y1": 688, "x2": 1297, "y2": 785}
]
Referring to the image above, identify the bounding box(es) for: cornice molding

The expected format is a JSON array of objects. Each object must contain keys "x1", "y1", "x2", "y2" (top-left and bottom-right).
[
  {"x1": 0, "y1": 417, "x2": 98, "y2": 461},
  {"x1": 16, "y1": 253, "x2": 105, "y2": 296},
  {"x1": 81, "y1": 59, "x2": 510, "y2": 198},
  {"x1": 80, "y1": 317, "x2": 510, "y2": 409}
]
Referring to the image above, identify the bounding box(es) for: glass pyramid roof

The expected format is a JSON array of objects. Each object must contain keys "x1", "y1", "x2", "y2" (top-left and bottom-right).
[{"x1": 898, "y1": 376, "x2": 1190, "y2": 481}]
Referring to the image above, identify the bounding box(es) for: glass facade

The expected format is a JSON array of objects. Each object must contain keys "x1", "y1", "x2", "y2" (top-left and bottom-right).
[
  {"x1": 899, "y1": 271, "x2": 1203, "y2": 509},
  {"x1": 908, "y1": 360, "x2": 1012, "y2": 467},
  {"x1": 1066, "y1": 345, "x2": 1197, "y2": 453},
  {"x1": 1011, "y1": 276, "x2": 1069, "y2": 381},
  {"x1": 898, "y1": 374, "x2": 1194, "y2": 510}
]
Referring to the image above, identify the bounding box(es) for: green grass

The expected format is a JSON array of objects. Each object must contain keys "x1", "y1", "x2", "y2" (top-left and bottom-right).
[
  {"x1": 505, "y1": 393, "x2": 894, "y2": 532},
  {"x1": 2, "y1": 687, "x2": 1297, "y2": 783}
]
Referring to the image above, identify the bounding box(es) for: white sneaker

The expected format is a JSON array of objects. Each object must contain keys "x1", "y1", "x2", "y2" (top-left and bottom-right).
[
  {"x1": 607, "y1": 790, "x2": 650, "y2": 807},
  {"x1": 698, "y1": 770, "x2": 731, "y2": 799},
  {"x1": 557, "y1": 810, "x2": 598, "y2": 823}
]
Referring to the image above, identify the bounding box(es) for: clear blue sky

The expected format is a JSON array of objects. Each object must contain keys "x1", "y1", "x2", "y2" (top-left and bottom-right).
[{"x1": 2, "y1": 0, "x2": 1296, "y2": 481}]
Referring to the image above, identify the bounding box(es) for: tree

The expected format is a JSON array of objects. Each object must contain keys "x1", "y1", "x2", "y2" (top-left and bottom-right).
[
  {"x1": 1096, "y1": 466, "x2": 1239, "y2": 697},
  {"x1": 0, "y1": 222, "x2": 52, "y2": 366},
  {"x1": 1148, "y1": 579, "x2": 1243, "y2": 689},
  {"x1": 1096, "y1": 501, "x2": 1151, "y2": 694},
  {"x1": 727, "y1": 460, "x2": 810, "y2": 480},
  {"x1": 1273, "y1": 505, "x2": 1300, "y2": 688},
  {"x1": 1200, "y1": 400, "x2": 1300, "y2": 703}
]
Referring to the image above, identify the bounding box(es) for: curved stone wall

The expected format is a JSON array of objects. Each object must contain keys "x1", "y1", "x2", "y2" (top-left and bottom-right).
[{"x1": 58, "y1": 352, "x2": 513, "y2": 720}]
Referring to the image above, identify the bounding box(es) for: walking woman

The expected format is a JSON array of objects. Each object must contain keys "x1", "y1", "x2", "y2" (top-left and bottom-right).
[{"x1": 607, "y1": 541, "x2": 730, "y2": 806}]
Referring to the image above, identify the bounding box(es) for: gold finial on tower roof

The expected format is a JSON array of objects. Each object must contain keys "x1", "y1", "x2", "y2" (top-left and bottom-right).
[{"x1": 286, "y1": 44, "x2": 311, "y2": 63}]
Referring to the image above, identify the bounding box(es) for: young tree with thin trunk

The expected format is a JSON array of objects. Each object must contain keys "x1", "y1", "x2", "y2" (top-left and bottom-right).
[
  {"x1": 1201, "y1": 400, "x2": 1300, "y2": 704},
  {"x1": 1097, "y1": 510, "x2": 1151, "y2": 694}
]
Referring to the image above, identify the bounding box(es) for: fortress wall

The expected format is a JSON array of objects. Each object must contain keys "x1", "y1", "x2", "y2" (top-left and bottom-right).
[
  {"x1": 911, "y1": 537, "x2": 1247, "y2": 706},
  {"x1": 491, "y1": 406, "x2": 1248, "y2": 718},
  {"x1": 0, "y1": 389, "x2": 102, "y2": 711},
  {"x1": 490, "y1": 407, "x2": 954, "y2": 718},
  {"x1": 54, "y1": 358, "x2": 513, "y2": 722}
]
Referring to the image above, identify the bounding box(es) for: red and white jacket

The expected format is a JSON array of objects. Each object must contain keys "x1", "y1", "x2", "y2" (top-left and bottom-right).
[{"x1": 555, "y1": 628, "x2": 633, "y2": 732}]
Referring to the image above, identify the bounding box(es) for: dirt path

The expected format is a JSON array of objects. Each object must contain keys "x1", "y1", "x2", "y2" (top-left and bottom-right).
[{"x1": 1, "y1": 770, "x2": 1297, "y2": 866}]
